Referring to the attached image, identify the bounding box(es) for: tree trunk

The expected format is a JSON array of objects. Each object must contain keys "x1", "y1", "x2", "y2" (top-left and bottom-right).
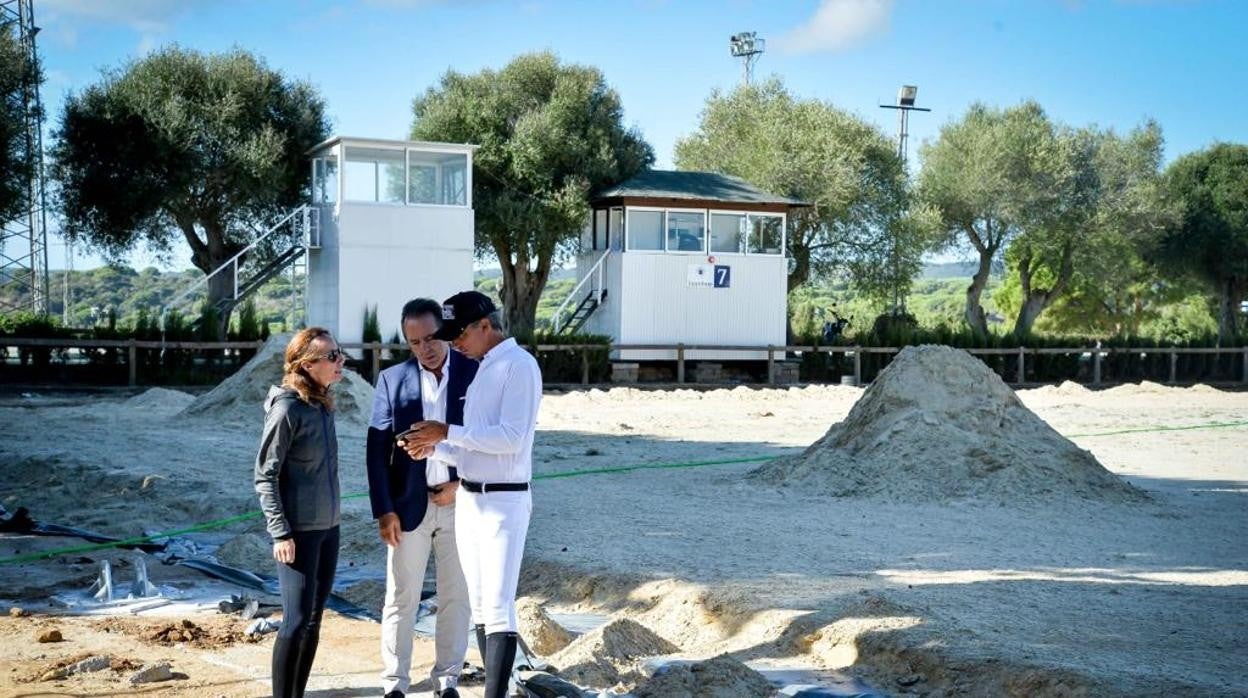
[
  {"x1": 496, "y1": 249, "x2": 549, "y2": 341},
  {"x1": 1217, "y1": 277, "x2": 1244, "y2": 343},
  {"x1": 1011, "y1": 242, "x2": 1075, "y2": 339},
  {"x1": 964, "y1": 247, "x2": 994, "y2": 338},
  {"x1": 177, "y1": 215, "x2": 239, "y2": 338}
]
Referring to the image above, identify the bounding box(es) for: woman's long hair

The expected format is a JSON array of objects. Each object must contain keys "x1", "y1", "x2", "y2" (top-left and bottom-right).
[{"x1": 281, "y1": 327, "x2": 335, "y2": 410}]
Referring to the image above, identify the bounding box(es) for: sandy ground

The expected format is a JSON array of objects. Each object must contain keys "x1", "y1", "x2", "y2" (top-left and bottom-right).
[{"x1": 1, "y1": 378, "x2": 1245, "y2": 697}]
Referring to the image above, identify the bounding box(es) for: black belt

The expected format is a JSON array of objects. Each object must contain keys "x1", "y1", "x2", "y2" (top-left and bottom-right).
[{"x1": 461, "y1": 480, "x2": 529, "y2": 493}]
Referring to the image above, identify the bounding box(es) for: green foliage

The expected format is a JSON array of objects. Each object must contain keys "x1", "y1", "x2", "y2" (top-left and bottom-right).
[
  {"x1": 918, "y1": 101, "x2": 1070, "y2": 335},
  {"x1": 0, "y1": 22, "x2": 40, "y2": 226},
  {"x1": 674, "y1": 78, "x2": 928, "y2": 304},
  {"x1": 49, "y1": 47, "x2": 329, "y2": 333},
  {"x1": 1153, "y1": 143, "x2": 1248, "y2": 341},
  {"x1": 198, "y1": 302, "x2": 221, "y2": 342},
  {"x1": 522, "y1": 331, "x2": 612, "y2": 383},
  {"x1": 409, "y1": 51, "x2": 653, "y2": 337},
  {"x1": 361, "y1": 304, "x2": 381, "y2": 343},
  {"x1": 234, "y1": 298, "x2": 261, "y2": 341}
]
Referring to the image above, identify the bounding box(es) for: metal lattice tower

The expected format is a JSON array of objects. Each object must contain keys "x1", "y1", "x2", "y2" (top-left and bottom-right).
[
  {"x1": 0, "y1": 0, "x2": 50, "y2": 315},
  {"x1": 729, "y1": 32, "x2": 765, "y2": 86}
]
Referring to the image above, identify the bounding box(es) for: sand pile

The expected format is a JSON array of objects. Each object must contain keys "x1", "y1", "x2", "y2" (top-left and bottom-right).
[
  {"x1": 179, "y1": 334, "x2": 375, "y2": 427},
  {"x1": 633, "y1": 655, "x2": 774, "y2": 698},
  {"x1": 545, "y1": 618, "x2": 679, "y2": 688},
  {"x1": 123, "y1": 388, "x2": 194, "y2": 413},
  {"x1": 516, "y1": 598, "x2": 573, "y2": 656},
  {"x1": 215, "y1": 532, "x2": 274, "y2": 573},
  {"x1": 752, "y1": 345, "x2": 1145, "y2": 503}
]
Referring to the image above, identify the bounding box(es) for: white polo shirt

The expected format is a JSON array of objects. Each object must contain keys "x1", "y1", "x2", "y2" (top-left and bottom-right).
[
  {"x1": 436, "y1": 338, "x2": 541, "y2": 484},
  {"x1": 419, "y1": 352, "x2": 454, "y2": 487}
]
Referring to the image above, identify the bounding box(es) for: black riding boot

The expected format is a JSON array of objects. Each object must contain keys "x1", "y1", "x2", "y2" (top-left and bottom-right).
[{"x1": 484, "y1": 631, "x2": 518, "y2": 698}]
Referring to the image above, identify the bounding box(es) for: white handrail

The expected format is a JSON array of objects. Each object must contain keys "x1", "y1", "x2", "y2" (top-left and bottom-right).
[
  {"x1": 160, "y1": 205, "x2": 312, "y2": 329},
  {"x1": 552, "y1": 249, "x2": 610, "y2": 333}
]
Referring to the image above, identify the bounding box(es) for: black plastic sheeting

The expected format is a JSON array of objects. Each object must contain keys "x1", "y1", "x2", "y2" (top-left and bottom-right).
[{"x1": 1, "y1": 506, "x2": 377, "y2": 621}]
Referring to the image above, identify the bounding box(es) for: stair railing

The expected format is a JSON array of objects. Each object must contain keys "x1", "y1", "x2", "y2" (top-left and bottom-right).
[
  {"x1": 552, "y1": 249, "x2": 610, "y2": 334},
  {"x1": 159, "y1": 205, "x2": 314, "y2": 332}
]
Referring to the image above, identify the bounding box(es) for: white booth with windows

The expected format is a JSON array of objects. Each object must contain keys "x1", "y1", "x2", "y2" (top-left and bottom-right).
[
  {"x1": 306, "y1": 136, "x2": 476, "y2": 343},
  {"x1": 565, "y1": 170, "x2": 805, "y2": 361}
]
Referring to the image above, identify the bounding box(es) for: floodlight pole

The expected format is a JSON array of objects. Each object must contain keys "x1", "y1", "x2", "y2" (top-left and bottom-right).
[
  {"x1": 729, "y1": 32, "x2": 765, "y2": 86},
  {"x1": 879, "y1": 86, "x2": 932, "y2": 313}
]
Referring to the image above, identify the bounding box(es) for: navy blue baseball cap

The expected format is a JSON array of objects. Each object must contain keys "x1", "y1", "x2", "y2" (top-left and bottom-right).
[{"x1": 433, "y1": 291, "x2": 497, "y2": 340}]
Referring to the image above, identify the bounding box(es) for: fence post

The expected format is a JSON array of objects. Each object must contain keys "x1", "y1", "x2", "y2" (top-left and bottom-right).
[
  {"x1": 1093, "y1": 350, "x2": 1102, "y2": 387},
  {"x1": 370, "y1": 342, "x2": 380, "y2": 384},
  {"x1": 1017, "y1": 346, "x2": 1026, "y2": 385},
  {"x1": 852, "y1": 347, "x2": 862, "y2": 387},
  {"x1": 1169, "y1": 350, "x2": 1178, "y2": 384},
  {"x1": 766, "y1": 345, "x2": 775, "y2": 385},
  {"x1": 676, "y1": 343, "x2": 685, "y2": 384},
  {"x1": 581, "y1": 347, "x2": 589, "y2": 386},
  {"x1": 128, "y1": 339, "x2": 137, "y2": 387}
]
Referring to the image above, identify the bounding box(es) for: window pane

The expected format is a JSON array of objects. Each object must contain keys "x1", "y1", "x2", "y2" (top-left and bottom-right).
[
  {"x1": 344, "y1": 146, "x2": 403, "y2": 203},
  {"x1": 749, "y1": 215, "x2": 783, "y2": 254},
  {"x1": 344, "y1": 160, "x2": 377, "y2": 202},
  {"x1": 313, "y1": 158, "x2": 338, "y2": 204},
  {"x1": 609, "y1": 208, "x2": 623, "y2": 251},
  {"x1": 627, "y1": 210, "x2": 663, "y2": 250},
  {"x1": 440, "y1": 158, "x2": 467, "y2": 205},
  {"x1": 593, "y1": 209, "x2": 607, "y2": 250},
  {"x1": 666, "y1": 211, "x2": 706, "y2": 252},
  {"x1": 380, "y1": 154, "x2": 405, "y2": 204},
  {"x1": 409, "y1": 164, "x2": 437, "y2": 204},
  {"x1": 710, "y1": 213, "x2": 745, "y2": 253}
]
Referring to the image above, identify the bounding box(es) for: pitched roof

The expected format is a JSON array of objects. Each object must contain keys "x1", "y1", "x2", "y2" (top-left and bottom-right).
[{"x1": 592, "y1": 170, "x2": 808, "y2": 206}]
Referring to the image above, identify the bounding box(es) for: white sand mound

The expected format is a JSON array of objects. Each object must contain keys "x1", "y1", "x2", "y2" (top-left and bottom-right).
[
  {"x1": 179, "y1": 334, "x2": 375, "y2": 427},
  {"x1": 752, "y1": 345, "x2": 1145, "y2": 503},
  {"x1": 546, "y1": 618, "x2": 679, "y2": 688},
  {"x1": 517, "y1": 598, "x2": 573, "y2": 656},
  {"x1": 633, "y1": 655, "x2": 774, "y2": 698},
  {"x1": 123, "y1": 387, "x2": 194, "y2": 413}
]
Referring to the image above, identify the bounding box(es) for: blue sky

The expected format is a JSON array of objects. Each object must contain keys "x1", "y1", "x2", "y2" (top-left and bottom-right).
[{"x1": 32, "y1": 0, "x2": 1248, "y2": 271}]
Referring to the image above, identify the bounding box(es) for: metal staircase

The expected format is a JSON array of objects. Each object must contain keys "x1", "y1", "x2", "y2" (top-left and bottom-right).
[
  {"x1": 552, "y1": 250, "x2": 610, "y2": 335},
  {"x1": 160, "y1": 205, "x2": 320, "y2": 332}
]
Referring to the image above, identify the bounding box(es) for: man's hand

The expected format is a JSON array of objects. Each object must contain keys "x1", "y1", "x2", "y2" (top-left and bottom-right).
[
  {"x1": 378, "y1": 512, "x2": 401, "y2": 547},
  {"x1": 398, "y1": 421, "x2": 449, "y2": 454},
  {"x1": 430, "y1": 480, "x2": 459, "y2": 507},
  {"x1": 273, "y1": 538, "x2": 295, "y2": 564}
]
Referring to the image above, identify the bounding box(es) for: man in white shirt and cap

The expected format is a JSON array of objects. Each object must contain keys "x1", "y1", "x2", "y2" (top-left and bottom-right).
[{"x1": 401, "y1": 291, "x2": 542, "y2": 698}]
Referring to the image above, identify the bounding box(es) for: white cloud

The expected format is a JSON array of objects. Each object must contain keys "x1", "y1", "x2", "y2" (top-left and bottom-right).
[
  {"x1": 780, "y1": 0, "x2": 895, "y2": 55},
  {"x1": 39, "y1": 0, "x2": 193, "y2": 34}
]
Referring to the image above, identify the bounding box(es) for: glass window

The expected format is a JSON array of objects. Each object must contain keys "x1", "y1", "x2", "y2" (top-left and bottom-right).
[
  {"x1": 313, "y1": 157, "x2": 338, "y2": 204},
  {"x1": 627, "y1": 210, "x2": 663, "y2": 250},
  {"x1": 609, "y1": 208, "x2": 623, "y2": 251},
  {"x1": 344, "y1": 146, "x2": 403, "y2": 203},
  {"x1": 593, "y1": 209, "x2": 607, "y2": 250},
  {"x1": 710, "y1": 213, "x2": 745, "y2": 253},
  {"x1": 344, "y1": 159, "x2": 377, "y2": 202},
  {"x1": 666, "y1": 211, "x2": 706, "y2": 253},
  {"x1": 408, "y1": 164, "x2": 437, "y2": 204},
  {"x1": 749, "y1": 215, "x2": 783, "y2": 254},
  {"x1": 406, "y1": 150, "x2": 469, "y2": 206},
  {"x1": 440, "y1": 159, "x2": 467, "y2": 205}
]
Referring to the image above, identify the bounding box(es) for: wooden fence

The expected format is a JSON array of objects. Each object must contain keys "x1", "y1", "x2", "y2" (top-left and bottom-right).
[{"x1": 2, "y1": 337, "x2": 1246, "y2": 387}]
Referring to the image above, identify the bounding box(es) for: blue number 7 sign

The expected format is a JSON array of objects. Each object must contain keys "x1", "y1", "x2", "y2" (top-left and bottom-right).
[{"x1": 713, "y1": 265, "x2": 731, "y2": 288}]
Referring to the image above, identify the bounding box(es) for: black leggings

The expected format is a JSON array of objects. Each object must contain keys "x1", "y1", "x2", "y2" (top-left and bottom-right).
[{"x1": 272, "y1": 526, "x2": 339, "y2": 698}]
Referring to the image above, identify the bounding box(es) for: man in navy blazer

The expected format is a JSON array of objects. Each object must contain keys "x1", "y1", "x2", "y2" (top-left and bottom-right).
[{"x1": 367, "y1": 298, "x2": 478, "y2": 698}]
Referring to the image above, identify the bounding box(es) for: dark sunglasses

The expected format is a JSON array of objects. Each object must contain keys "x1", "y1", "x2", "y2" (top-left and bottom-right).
[{"x1": 316, "y1": 348, "x2": 344, "y2": 363}]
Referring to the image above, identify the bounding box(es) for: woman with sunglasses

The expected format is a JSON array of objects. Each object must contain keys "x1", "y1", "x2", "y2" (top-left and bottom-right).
[{"x1": 255, "y1": 327, "x2": 346, "y2": 697}]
